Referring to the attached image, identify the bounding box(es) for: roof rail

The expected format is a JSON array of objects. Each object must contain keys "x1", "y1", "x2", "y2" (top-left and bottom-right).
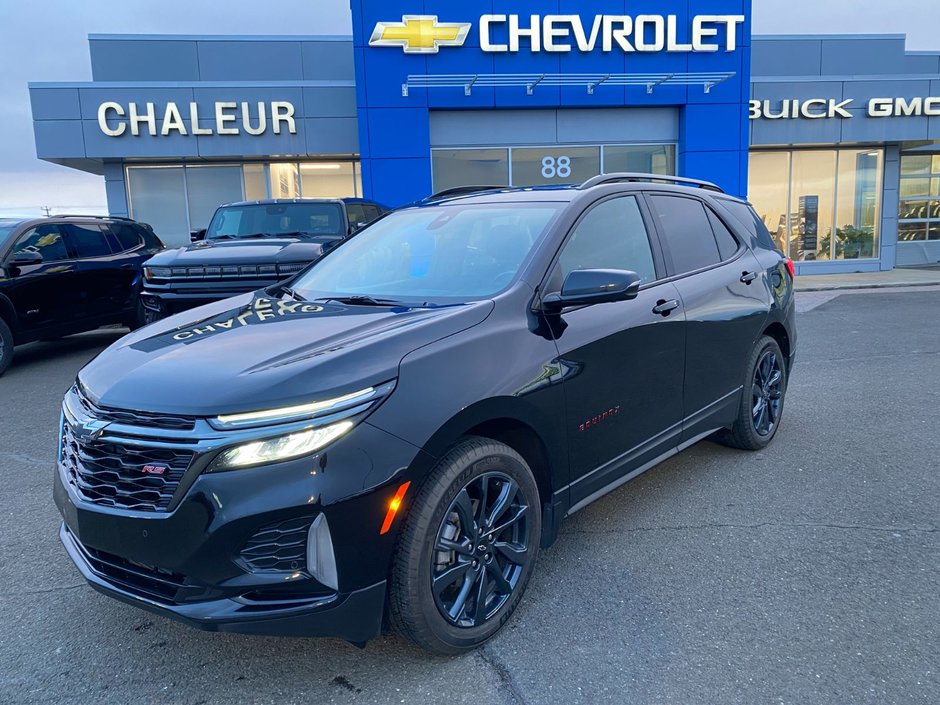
[
  {"x1": 424, "y1": 185, "x2": 510, "y2": 201},
  {"x1": 48, "y1": 213, "x2": 136, "y2": 221},
  {"x1": 579, "y1": 172, "x2": 725, "y2": 194}
]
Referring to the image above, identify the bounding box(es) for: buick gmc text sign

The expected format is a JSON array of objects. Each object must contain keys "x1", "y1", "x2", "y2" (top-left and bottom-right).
[{"x1": 750, "y1": 96, "x2": 940, "y2": 120}]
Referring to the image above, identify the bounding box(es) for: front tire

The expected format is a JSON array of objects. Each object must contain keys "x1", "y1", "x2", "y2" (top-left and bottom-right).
[
  {"x1": 0, "y1": 318, "x2": 13, "y2": 376},
  {"x1": 716, "y1": 335, "x2": 787, "y2": 450},
  {"x1": 389, "y1": 437, "x2": 541, "y2": 655}
]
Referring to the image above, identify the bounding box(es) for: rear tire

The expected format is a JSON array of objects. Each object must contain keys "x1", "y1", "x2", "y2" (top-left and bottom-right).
[
  {"x1": 715, "y1": 335, "x2": 787, "y2": 451},
  {"x1": 389, "y1": 437, "x2": 541, "y2": 655},
  {"x1": 0, "y1": 318, "x2": 14, "y2": 377}
]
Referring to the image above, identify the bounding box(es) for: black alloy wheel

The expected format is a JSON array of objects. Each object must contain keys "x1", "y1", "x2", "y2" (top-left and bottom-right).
[
  {"x1": 389, "y1": 437, "x2": 541, "y2": 654},
  {"x1": 0, "y1": 317, "x2": 13, "y2": 376},
  {"x1": 432, "y1": 472, "x2": 531, "y2": 628},
  {"x1": 715, "y1": 335, "x2": 788, "y2": 451},
  {"x1": 752, "y1": 349, "x2": 783, "y2": 437}
]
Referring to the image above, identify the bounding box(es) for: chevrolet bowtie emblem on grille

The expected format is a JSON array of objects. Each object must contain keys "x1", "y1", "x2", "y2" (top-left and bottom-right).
[
  {"x1": 369, "y1": 15, "x2": 471, "y2": 54},
  {"x1": 77, "y1": 419, "x2": 110, "y2": 441}
]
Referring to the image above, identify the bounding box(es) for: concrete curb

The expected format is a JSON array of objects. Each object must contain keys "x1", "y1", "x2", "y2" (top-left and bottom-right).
[{"x1": 796, "y1": 281, "x2": 940, "y2": 293}]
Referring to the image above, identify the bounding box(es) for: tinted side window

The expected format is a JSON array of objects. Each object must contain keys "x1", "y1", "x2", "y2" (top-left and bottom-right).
[
  {"x1": 363, "y1": 204, "x2": 381, "y2": 221},
  {"x1": 110, "y1": 222, "x2": 144, "y2": 252},
  {"x1": 345, "y1": 204, "x2": 368, "y2": 224},
  {"x1": 64, "y1": 223, "x2": 113, "y2": 259},
  {"x1": 11, "y1": 224, "x2": 69, "y2": 262},
  {"x1": 559, "y1": 196, "x2": 657, "y2": 284},
  {"x1": 718, "y1": 199, "x2": 779, "y2": 252},
  {"x1": 649, "y1": 195, "x2": 721, "y2": 275},
  {"x1": 707, "y1": 209, "x2": 740, "y2": 261}
]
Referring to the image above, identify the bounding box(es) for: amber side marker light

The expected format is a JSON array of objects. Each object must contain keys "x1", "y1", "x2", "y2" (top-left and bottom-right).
[{"x1": 380, "y1": 481, "x2": 411, "y2": 535}]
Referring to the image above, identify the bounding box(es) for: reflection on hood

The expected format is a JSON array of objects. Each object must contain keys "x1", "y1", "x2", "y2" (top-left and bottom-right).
[{"x1": 134, "y1": 295, "x2": 330, "y2": 351}]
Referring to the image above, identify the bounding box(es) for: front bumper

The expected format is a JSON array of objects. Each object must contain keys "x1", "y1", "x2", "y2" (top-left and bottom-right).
[
  {"x1": 53, "y1": 406, "x2": 427, "y2": 643},
  {"x1": 141, "y1": 283, "x2": 274, "y2": 318},
  {"x1": 59, "y1": 523, "x2": 386, "y2": 641}
]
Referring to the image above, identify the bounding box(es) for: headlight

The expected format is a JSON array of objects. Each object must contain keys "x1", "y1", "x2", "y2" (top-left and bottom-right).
[
  {"x1": 209, "y1": 421, "x2": 353, "y2": 471},
  {"x1": 209, "y1": 382, "x2": 394, "y2": 430},
  {"x1": 144, "y1": 266, "x2": 171, "y2": 281}
]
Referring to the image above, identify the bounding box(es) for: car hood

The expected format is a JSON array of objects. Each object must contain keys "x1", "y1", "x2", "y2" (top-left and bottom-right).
[
  {"x1": 145, "y1": 238, "x2": 328, "y2": 266},
  {"x1": 78, "y1": 292, "x2": 495, "y2": 417}
]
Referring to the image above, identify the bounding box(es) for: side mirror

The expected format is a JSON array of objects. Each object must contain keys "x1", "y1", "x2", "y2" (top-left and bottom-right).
[
  {"x1": 190, "y1": 229, "x2": 207, "y2": 242},
  {"x1": 542, "y1": 269, "x2": 641, "y2": 312},
  {"x1": 10, "y1": 250, "x2": 43, "y2": 266}
]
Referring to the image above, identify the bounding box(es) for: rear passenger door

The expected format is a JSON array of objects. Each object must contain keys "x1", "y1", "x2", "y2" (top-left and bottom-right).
[
  {"x1": 646, "y1": 194, "x2": 770, "y2": 442},
  {"x1": 547, "y1": 195, "x2": 686, "y2": 508},
  {"x1": 62, "y1": 223, "x2": 127, "y2": 321}
]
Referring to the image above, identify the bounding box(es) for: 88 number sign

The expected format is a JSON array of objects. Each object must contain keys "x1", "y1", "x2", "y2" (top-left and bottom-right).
[{"x1": 541, "y1": 156, "x2": 572, "y2": 179}]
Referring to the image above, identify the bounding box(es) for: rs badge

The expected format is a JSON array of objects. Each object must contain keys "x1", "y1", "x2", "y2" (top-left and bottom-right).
[{"x1": 141, "y1": 465, "x2": 168, "y2": 476}]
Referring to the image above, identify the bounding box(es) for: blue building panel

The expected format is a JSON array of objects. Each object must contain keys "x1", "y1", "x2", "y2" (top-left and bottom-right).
[
  {"x1": 30, "y1": 88, "x2": 82, "y2": 121},
  {"x1": 301, "y1": 40, "x2": 357, "y2": 81},
  {"x1": 196, "y1": 41, "x2": 305, "y2": 82},
  {"x1": 90, "y1": 38, "x2": 200, "y2": 82},
  {"x1": 352, "y1": 0, "x2": 753, "y2": 203}
]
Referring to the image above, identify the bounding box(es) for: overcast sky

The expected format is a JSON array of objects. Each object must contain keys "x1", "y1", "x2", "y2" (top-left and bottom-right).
[{"x1": 1, "y1": 0, "x2": 939, "y2": 215}]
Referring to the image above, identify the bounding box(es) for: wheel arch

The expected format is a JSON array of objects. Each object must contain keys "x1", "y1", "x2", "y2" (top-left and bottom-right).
[
  {"x1": 762, "y1": 321, "x2": 791, "y2": 367},
  {"x1": 404, "y1": 398, "x2": 567, "y2": 547},
  {"x1": 0, "y1": 293, "x2": 18, "y2": 336}
]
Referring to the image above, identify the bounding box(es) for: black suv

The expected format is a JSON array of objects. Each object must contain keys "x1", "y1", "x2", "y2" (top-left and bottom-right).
[
  {"x1": 54, "y1": 174, "x2": 796, "y2": 654},
  {"x1": 140, "y1": 198, "x2": 386, "y2": 322},
  {"x1": 0, "y1": 215, "x2": 164, "y2": 375}
]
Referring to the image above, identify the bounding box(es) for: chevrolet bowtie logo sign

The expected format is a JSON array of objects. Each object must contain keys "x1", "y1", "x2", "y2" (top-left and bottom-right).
[{"x1": 369, "y1": 15, "x2": 471, "y2": 54}]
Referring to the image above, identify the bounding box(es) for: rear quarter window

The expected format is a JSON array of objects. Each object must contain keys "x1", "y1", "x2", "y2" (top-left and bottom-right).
[
  {"x1": 110, "y1": 222, "x2": 144, "y2": 252},
  {"x1": 717, "y1": 199, "x2": 779, "y2": 253}
]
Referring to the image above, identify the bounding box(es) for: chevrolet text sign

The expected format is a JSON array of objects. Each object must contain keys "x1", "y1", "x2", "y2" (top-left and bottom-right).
[
  {"x1": 97, "y1": 101, "x2": 298, "y2": 137},
  {"x1": 370, "y1": 14, "x2": 745, "y2": 54}
]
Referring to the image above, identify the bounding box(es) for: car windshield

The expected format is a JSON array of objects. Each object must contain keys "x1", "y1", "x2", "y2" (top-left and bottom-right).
[
  {"x1": 291, "y1": 202, "x2": 562, "y2": 301},
  {"x1": 205, "y1": 203, "x2": 345, "y2": 240},
  {"x1": 0, "y1": 224, "x2": 19, "y2": 244}
]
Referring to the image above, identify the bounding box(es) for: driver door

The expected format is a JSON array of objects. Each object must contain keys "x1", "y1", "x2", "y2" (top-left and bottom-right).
[
  {"x1": 3, "y1": 224, "x2": 81, "y2": 334},
  {"x1": 547, "y1": 195, "x2": 686, "y2": 509}
]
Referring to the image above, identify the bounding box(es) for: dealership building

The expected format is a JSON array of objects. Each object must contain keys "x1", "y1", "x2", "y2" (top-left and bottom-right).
[{"x1": 27, "y1": 1, "x2": 940, "y2": 273}]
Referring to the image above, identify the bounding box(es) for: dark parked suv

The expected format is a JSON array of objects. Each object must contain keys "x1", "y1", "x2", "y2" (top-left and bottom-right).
[
  {"x1": 0, "y1": 215, "x2": 164, "y2": 375},
  {"x1": 54, "y1": 174, "x2": 796, "y2": 654},
  {"x1": 140, "y1": 198, "x2": 386, "y2": 321}
]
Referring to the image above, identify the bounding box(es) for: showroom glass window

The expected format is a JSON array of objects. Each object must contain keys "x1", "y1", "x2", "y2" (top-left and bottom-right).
[
  {"x1": 431, "y1": 144, "x2": 676, "y2": 191},
  {"x1": 127, "y1": 161, "x2": 361, "y2": 247},
  {"x1": 748, "y1": 148, "x2": 883, "y2": 261},
  {"x1": 897, "y1": 148, "x2": 940, "y2": 243}
]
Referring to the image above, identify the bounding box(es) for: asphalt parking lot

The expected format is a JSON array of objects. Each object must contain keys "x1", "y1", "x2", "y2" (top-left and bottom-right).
[{"x1": 1, "y1": 288, "x2": 938, "y2": 705}]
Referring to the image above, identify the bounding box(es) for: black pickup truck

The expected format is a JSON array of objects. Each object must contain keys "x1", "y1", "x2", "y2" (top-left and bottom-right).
[{"x1": 140, "y1": 198, "x2": 386, "y2": 322}]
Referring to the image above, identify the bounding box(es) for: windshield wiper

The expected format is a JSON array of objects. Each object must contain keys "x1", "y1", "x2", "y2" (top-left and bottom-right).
[
  {"x1": 314, "y1": 295, "x2": 403, "y2": 307},
  {"x1": 281, "y1": 286, "x2": 307, "y2": 302}
]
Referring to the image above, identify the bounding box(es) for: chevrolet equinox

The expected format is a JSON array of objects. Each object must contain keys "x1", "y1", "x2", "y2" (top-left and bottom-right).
[{"x1": 55, "y1": 173, "x2": 796, "y2": 654}]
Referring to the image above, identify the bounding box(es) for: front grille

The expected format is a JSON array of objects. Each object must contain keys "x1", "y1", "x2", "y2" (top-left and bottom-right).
[
  {"x1": 75, "y1": 388, "x2": 195, "y2": 432},
  {"x1": 73, "y1": 535, "x2": 187, "y2": 603},
  {"x1": 239, "y1": 517, "x2": 311, "y2": 573},
  {"x1": 60, "y1": 421, "x2": 195, "y2": 512},
  {"x1": 161, "y1": 262, "x2": 307, "y2": 282}
]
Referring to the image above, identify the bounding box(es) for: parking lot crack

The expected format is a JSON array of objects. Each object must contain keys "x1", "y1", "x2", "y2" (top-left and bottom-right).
[
  {"x1": 567, "y1": 522, "x2": 938, "y2": 535},
  {"x1": 478, "y1": 646, "x2": 528, "y2": 705},
  {"x1": 0, "y1": 583, "x2": 85, "y2": 597}
]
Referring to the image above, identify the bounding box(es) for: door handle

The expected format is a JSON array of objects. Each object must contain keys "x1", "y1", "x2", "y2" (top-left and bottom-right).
[
  {"x1": 740, "y1": 271, "x2": 759, "y2": 284},
  {"x1": 652, "y1": 299, "x2": 680, "y2": 316}
]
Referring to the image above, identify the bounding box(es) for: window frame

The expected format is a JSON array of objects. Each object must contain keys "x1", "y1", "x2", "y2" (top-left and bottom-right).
[
  {"x1": 104, "y1": 222, "x2": 146, "y2": 254},
  {"x1": 537, "y1": 192, "x2": 668, "y2": 299},
  {"x1": 61, "y1": 222, "x2": 115, "y2": 261},
  {"x1": 9, "y1": 224, "x2": 72, "y2": 264},
  {"x1": 643, "y1": 192, "x2": 746, "y2": 282}
]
